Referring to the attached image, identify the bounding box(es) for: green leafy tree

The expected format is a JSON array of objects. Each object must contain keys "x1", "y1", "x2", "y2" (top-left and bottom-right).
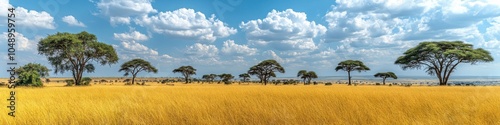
[
  {"x1": 119, "y1": 59, "x2": 158, "y2": 85},
  {"x1": 38, "y1": 31, "x2": 119, "y2": 86},
  {"x1": 173, "y1": 66, "x2": 197, "y2": 83},
  {"x1": 218, "y1": 73, "x2": 234, "y2": 82},
  {"x1": 395, "y1": 41, "x2": 493, "y2": 85},
  {"x1": 297, "y1": 70, "x2": 308, "y2": 84},
  {"x1": 306, "y1": 71, "x2": 318, "y2": 84},
  {"x1": 335, "y1": 60, "x2": 370, "y2": 86},
  {"x1": 202, "y1": 74, "x2": 217, "y2": 83},
  {"x1": 297, "y1": 70, "x2": 318, "y2": 84},
  {"x1": 374, "y1": 72, "x2": 398, "y2": 85},
  {"x1": 247, "y1": 59, "x2": 285, "y2": 85},
  {"x1": 15, "y1": 63, "x2": 50, "y2": 87},
  {"x1": 239, "y1": 73, "x2": 251, "y2": 82}
]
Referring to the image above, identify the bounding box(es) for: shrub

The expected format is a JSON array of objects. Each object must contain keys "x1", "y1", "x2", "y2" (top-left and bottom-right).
[
  {"x1": 325, "y1": 82, "x2": 332, "y2": 86},
  {"x1": 82, "y1": 77, "x2": 92, "y2": 85},
  {"x1": 65, "y1": 79, "x2": 74, "y2": 86},
  {"x1": 375, "y1": 83, "x2": 381, "y2": 85},
  {"x1": 224, "y1": 81, "x2": 232, "y2": 85}
]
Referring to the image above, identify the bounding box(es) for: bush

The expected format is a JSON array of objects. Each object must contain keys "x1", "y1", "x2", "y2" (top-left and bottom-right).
[
  {"x1": 325, "y1": 82, "x2": 332, "y2": 86},
  {"x1": 82, "y1": 77, "x2": 92, "y2": 85},
  {"x1": 224, "y1": 81, "x2": 232, "y2": 85},
  {"x1": 65, "y1": 79, "x2": 74, "y2": 86},
  {"x1": 375, "y1": 83, "x2": 381, "y2": 85}
]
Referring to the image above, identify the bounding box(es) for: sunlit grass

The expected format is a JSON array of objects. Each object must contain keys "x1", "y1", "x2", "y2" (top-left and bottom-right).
[{"x1": 1, "y1": 83, "x2": 499, "y2": 124}]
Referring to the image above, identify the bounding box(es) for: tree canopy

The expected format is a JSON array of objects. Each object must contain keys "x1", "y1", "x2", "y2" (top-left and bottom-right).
[
  {"x1": 173, "y1": 66, "x2": 197, "y2": 83},
  {"x1": 119, "y1": 59, "x2": 158, "y2": 85},
  {"x1": 335, "y1": 60, "x2": 370, "y2": 85},
  {"x1": 248, "y1": 59, "x2": 285, "y2": 85},
  {"x1": 15, "y1": 63, "x2": 50, "y2": 87},
  {"x1": 374, "y1": 72, "x2": 397, "y2": 85},
  {"x1": 218, "y1": 73, "x2": 234, "y2": 82},
  {"x1": 239, "y1": 73, "x2": 251, "y2": 82},
  {"x1": 395, "y1": 41, "x2": 493, "y2": 85},
  {"x1": 297, "y1": 70, "x2": 318, "y2": 85},
  {"x1": 38, "y1": 31, "x2": 119, "y2": 86}
]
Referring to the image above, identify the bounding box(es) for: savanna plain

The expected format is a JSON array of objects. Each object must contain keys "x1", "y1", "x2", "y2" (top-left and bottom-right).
[{"x1": 1, "y1": 79, "x2": 500, "y2": 125}]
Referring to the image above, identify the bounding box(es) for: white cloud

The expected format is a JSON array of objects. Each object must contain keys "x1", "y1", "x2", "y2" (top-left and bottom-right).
[
  {"x1": 1, "y1": 32, "x2": 37, "y2": 51},
  {"x1": 221, "y1": 40, "x2": 257, "y2": 56},
  {"x1": 62, "y1": 15, "x2": 86, "y2": 27},
  {"x1": 120, "y1": 41, "x2": 158, "y2": 56},
  {"x1": 114, "y1": 30, "x2": 149, "y2": 41},
  {"x1": 110, "y1": 16, "x2": 131, "y2": 25},
  {"x1": 15, "y1": 7, "x2": 55, "y2": 29},
  {"x1": 240, "y1": 9, "x2": 326, "y2": 51},
  {"x1": 97, "y1": 0, "x2": 157, "y2": 25},
  {"x1": 135, "y1": 8, "x2": 237, "y2": 42},
  {"x1": 185, "y1": 43, "x2": 219, "y2": 57}
]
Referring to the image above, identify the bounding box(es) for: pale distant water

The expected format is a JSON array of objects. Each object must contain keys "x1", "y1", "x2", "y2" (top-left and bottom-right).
[{"x1": 267, "y1": 76, "x2": 500, "y2": 85}]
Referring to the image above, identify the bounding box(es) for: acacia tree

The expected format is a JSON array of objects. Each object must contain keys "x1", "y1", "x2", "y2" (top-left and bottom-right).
[
  {"x1": 335, "y1": 60, "x2": 370, "y2": 86},
  {"x1": 119, "y1": 59, "x2": 158, "y2": 85},
  {"x1": 15, "y1": 63, "x2": 50, "y2": 87},
  {"x1": 395, "y1": 41, "x2": 493, "y2": 85},
  {"x1": 38, "y1": 31, "x2": 119, "y2": 85},
  {"x1": 297, "y1": 70, "x2": 318, "y2": 84},
  {"x1": 172, "y1": 66, "x2": 196, "y2": 83},
  {"x1": 218, "y1": 73, "x2": 234, "y2": 82},
  {"x1": 247, "y1": 59, "x2": 285, "y2": 85},
  {"x1": 239, "y1": 73, "x2": 251, "y2": 82},
  {"x1": 297, "y1": 70, "x2": 308, "y2": 84},
  {"x1": 374, "y1": 72, "x2": 398, "y2": 85},
  {"x1": 306, "y1": 71, "x2": 318, "y2": 84}
]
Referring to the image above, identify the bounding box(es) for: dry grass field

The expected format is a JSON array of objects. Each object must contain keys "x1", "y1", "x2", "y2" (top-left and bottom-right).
[{"x1": 1, "y1": 80, "x2": 500, "y2": 125}]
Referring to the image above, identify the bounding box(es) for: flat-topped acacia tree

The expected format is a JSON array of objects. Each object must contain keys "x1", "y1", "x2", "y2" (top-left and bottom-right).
[
  {"x1": 395, "y1": 41, "x2": 493, "y2": 85},
  {"x1": 173, "y1": 66, "x2": 197, "y2": 84},
  {"x1": 248, "y1": 59, "x2": 285, "y2": 85},
  {"x1": 38, "y1": 31, "x2": 119, "y2": 86},
  {"x1": 297, "y1": 70, "x2": 318, "y2": 85},
  {"x1": 119, "y1": 59, "x2": 158, "y2": 85},
  {"x1": 335, "y1": 60, "x2": 370, "y2": 86},
  {"x1": 374, "y1": 72, "x2": 398, "y2": 85},
  {"x1": 239, "y1": 73, "x2": 251, "y2": 82}
]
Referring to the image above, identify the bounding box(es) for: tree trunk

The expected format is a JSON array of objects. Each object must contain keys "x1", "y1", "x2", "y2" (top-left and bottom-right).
[
  {"x1": 184, "y1": 76, "x2": 188, "y2": 84},
  {"x1": 132, "y1": 74, "x2": 136, "y2": 85},
  {"x1": 383, "y1": 77, "x2": 386, "y2": 85},
  {"x1": 347, "y1": 71, "x2": 351, "y2": 86}
]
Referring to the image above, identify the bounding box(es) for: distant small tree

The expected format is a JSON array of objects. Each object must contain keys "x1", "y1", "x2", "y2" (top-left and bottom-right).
[
  {"x1": 297, "y1": 70, "x2": 308, "y2": 84},
  {"x1": 218, "y1": 73, "x2": 234, "y2": 82},
  {"x1": 248, "y1": 59, "x2": 285, "y2": 85},
  {"x1": 297, "y1": 70, "x2": 318, "y2": 85},
  {"x1": 239, "y1": 73, "x2": 251, "y2": 82},
  {"x1": 335, "y1": 60, "x2": 370, "y2": 86},
  {"x1": 173, "y1": 66, "x2": 196, "y2": 84},
  {"x1": 374, "y1": 72, "x2": 398, "y2": 85},
  {"x1": 15, "y1": 63, "x2": 50, "y2": 87},
  {"x1": 119, "y1": 59, "x2": 158, "y2": 85}
]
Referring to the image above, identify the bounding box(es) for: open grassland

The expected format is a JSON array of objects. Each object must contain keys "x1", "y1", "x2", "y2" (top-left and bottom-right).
[{"x1": 1, "y1": 83, "x2": 500, "y2": 125}]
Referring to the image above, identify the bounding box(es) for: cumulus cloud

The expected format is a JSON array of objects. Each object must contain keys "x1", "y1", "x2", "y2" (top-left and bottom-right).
[
  {"x1": 185, "y1": 43, "x2": 219, "y2": 57},
  {"x1": 97, "y1": 0, "x2": 157, "y2": 25},
  {"x1": 14, "y1": 7, "x2": 55, "y2": 29},
  {"x1": 1, "y1": 32, "x2": 37, "y2": 51},
  {"x1": 62, "y1": 15, "x2": 86, "y2": 27},
  {"x1": 114, "y1": 30, "x2": 149, "y2": 41},
  {"x1": 121, "y1": 41, "x2": 158, "y2": 56},
  {"x1": 221, "y1": 40, "x2": 257, "y2": 56},
  {"x1": 240, "y1": 9, "x2": 326, "y2": 51},
  {"x1": 134, "y1": 8, "x2": 237, "y2": 42}
]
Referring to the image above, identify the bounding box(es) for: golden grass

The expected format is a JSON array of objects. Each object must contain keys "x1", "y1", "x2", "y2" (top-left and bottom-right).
[{"x1": 1, "y1": 83, "x2": 500, "y2": 125}]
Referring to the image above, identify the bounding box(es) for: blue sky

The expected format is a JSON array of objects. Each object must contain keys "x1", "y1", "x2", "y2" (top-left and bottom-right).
[{"x1": 1, "y1": 0, "x2": 500, "y2": 78}]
